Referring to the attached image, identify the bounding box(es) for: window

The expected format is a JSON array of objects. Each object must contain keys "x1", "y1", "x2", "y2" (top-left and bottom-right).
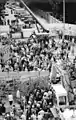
[{"x1": 59, "y1": 96, "x2": 66, "y2": 105}]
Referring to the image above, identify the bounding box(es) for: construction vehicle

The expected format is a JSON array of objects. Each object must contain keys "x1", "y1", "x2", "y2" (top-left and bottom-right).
[{"x1": 52, "y1": 84, "x2": 69, "y2": 108}]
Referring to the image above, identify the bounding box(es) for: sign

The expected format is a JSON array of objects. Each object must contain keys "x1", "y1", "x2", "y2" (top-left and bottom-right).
[
  {"x1": 0, "y1": 25, "x2": 9, "y2": 33},
  {"x1": 22, "y1": 28, "x2": 35, "y2": 38},
  {"x1": 2, "y1": 45, "x2": 10, "y2": 62}
]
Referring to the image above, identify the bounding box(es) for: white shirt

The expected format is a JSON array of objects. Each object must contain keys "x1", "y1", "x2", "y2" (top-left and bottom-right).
[
  {"x1": 38, "y1": 114, "x2": 43, "y2": 120},
  {"x1": 38, "y1": 110, "x2": 44, "y2": 116},
  {"x1": 16, "y1": 90, "x2": 20, "y2": 98},
  {"x1": 31, "y1": 114, "x2": 36, "y2": 120},
  {"x1": 73, "y1": 88, "x2": 76, "y2": 95},
  {"x1": 21, "y1": 114, "x2": 26, "y2": 120},
  {"x1": 8, "y1": 94, "x2": 13, "y2": 101}
]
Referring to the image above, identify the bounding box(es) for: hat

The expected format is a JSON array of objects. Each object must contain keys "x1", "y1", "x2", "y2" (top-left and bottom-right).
[
  {"x1": 48, "y1": 91, "x2": 52, "y2": 96},
  {"x1": 43, "y1": 92, "x2": 48, "y2": 96},
  {"x1": 37, "y1": 103, "x2": 40, "y2": 108},
  {"x1": 28, "y1": 101, "x2": 31, "y2": 105},
  {"x1": 6, "y1": 114, "x2": 9, "y2": 117}
]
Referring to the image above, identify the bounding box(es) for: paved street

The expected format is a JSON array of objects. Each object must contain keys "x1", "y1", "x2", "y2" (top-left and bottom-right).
[{"x1": 0, "y1": 99, "x2": 21, "y2": 119}]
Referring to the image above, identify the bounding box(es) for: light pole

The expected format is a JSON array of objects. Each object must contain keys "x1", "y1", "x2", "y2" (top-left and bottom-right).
[
  {"x1": 63, "y1": 0, "x2": 65, "y2": 41},
  {"x1": 63, "y1": 0, "x2": 65, "y2": 24}
]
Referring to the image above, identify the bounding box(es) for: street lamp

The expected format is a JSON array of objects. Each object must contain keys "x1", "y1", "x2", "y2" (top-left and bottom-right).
[
  {"x1": 63, "y1": 0, "x2": 65, "y2": 41},
  {"x1": 63, "y1": 0, "x2": 65, "y2": 24}
]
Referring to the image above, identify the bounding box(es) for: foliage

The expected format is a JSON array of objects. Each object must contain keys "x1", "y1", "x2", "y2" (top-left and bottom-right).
[{"x1": 20, "y1": 76, "x2": 49, "y2": 96}]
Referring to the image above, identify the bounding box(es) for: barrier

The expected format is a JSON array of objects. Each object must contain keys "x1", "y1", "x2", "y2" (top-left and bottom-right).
[{"x1": 0, "y1": 71, "x2": 49, "y2": 81}]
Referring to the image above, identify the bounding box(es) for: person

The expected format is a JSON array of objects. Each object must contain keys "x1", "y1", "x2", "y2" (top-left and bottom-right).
[
  {"x1": 16, "y1": 89, "x2": 20, "y2": 103},
  {"x1": 12, "y1": 105, "x2": 16, "y2": 116},
  {"x1": 20, "y1": 102, "x2": 24, "y2": 112},
  {"x1": 16, "y1": 89, "x2": 20, "y2": 99},
  {"x1": 73, "y1": 87, "x2": 76, "y2": 104},
  {"x1": 8, "y1": 93, "x2": 13, "y2": 106},
  {"x1": 31, "y1": 112, "x2": 36, "y2": 120},
  {"x1": 37, "y1": 112, "x2": 43, "y2": 120},
  {"x1": 10, "y1": 108, "x2": 14, "y2": 117},
  {"x1": 20, "y1": 112, "x2": 26, "y2": 120}
]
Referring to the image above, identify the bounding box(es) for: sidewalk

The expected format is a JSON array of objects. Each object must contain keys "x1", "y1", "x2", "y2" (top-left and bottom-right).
[
  {"x1": 3, "y1": 99, "x2": 20, "y2": 113},
  {"x1": 0, "y1": 100, "x2": 21, "y2": 119}
]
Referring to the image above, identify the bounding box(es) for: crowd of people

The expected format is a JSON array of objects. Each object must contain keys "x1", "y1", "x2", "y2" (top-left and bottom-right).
[
  {"x1": 0, "y1": 32, "x2": 76, "y2": 76},
  {"x1": 19, "y1": 86, "x2": 58, "y2": 120},
  {"x1": 10, "y1": 35, "x2": 51, "y2": 72},
  {"x1": 0, "y1": 1, "x2": 76, "y2": 120},
  {"x1": 0, "y1": 30, "x2": 76, "y2": 92},
  {"x1": 0, "y1": 85, "x2": 62, "y2": 120},
  {"x1": 0, "y1": 34, "x2": 55, "y2": 72},
  {"x1": 0, "y1": 78, "x2": 76, "y2": 120}
]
